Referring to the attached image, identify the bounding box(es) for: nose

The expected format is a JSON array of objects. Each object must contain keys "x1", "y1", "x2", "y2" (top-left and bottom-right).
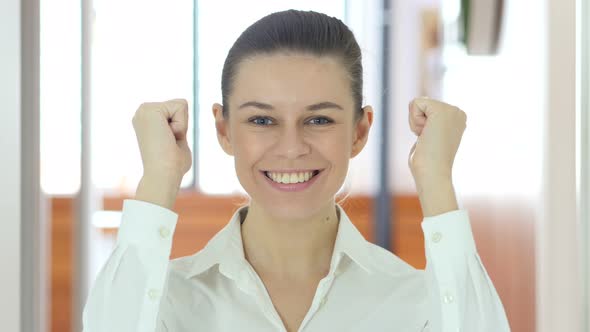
[{"x1": 275, "y1": 125, "x2": 311, "y2": 159}]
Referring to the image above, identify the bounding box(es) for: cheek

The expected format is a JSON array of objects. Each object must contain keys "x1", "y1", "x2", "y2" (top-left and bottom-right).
[
  {"x1": 232, "y1": 129, "x2": 273, "y2": 164},
  {"x1": 311, "y1": 131, "x2": 353, "y2": 171},
  {"x1": 315, "y1": 128, "x2": 353, "y2": 153}
]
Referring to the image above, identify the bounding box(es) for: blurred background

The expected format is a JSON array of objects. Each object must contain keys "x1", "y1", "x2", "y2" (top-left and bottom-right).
[{"x1": 1, "y1": 0, "x2": 586, "y2": 331}]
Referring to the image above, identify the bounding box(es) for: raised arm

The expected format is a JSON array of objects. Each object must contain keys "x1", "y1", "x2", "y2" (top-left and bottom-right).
[
  {"x1": 420, "y1": 209, "x2": 510, "y2": 331},
  {"x1": 407, "y1": 97, "x2": 510, "y2": 330},
  {"x1": 82, "y1": 99, "x2": 192, "y2": 332}
]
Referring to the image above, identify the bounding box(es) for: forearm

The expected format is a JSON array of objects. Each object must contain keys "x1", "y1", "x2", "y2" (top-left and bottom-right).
[
  {"x1": 135, "y1": 174, "x2": 181, "y2": 211},
  {"x1": 414, "y1": 176, "x2": 459, "y2": 217}
]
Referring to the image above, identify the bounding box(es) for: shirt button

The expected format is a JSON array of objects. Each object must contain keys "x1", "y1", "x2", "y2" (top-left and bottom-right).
[
  {"x1": 148, "y1": 289, "x2": 160, "y2": 300},
  {"x1": 319, "y1": 296, "x2": 327, "y2": 307},
  {"x1": 432, "y1": 232, "x2": 443, "y2": 243},
  {"x1": 443, "y1": 292, "x2": 454, "y2": 304},
  {"x1": 158, "y1": 226, "x2": 171, "y2": 239}
]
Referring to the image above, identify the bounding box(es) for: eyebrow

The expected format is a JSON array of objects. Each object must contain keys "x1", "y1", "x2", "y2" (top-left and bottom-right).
[{"x1": 237, "y1": 101, "x2": 344, "y2": 111}]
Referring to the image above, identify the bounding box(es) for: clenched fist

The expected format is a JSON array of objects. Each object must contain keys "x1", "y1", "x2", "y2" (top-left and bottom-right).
[
  {"x1": 407, "y1": 97, "x2": 467, "y2": 183},
  {"x1": 132, "y1": 99, "x2": 193, "y2": 184}
]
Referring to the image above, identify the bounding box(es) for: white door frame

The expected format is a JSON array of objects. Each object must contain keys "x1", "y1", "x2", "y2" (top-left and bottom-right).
[
  {"x1": 0, "y1": 0, "x2": 47, "y2": 330},
  {"x1": 578, "y1": 0, "x2": 590, "y2": 329},
  {"x1": 0, "y1": 0, "x2": 23, "y2": 330},
  {"x1": 537, "y1": 0, "x2": 580, "y2": 331}
]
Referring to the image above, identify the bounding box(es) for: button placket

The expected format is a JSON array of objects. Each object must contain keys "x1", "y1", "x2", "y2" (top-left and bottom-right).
[
  {"x1": 423, "y1": 220, "x2": 465, "y2": 331},
  {"x1": 158, "y1": 226, "x2": 171, "y2": 239},
  {"x1": 432, "y1": 231, "x2": 443, "y2": 243},
  {"x1": 147, "y1": 288, "x2": 160, "y2": 300},
  {"x1": 430, "y1": 230, "x2": 458, "y2": 313},
  {"x1": 442, "y1": 292, "x2": 455, "y2": 304}
]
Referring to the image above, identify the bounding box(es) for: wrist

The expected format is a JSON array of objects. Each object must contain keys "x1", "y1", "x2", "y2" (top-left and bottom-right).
[
  {"x1": 143, "y1": 167, "x2": 183, "y2": 183},
  {"x1": 411, "y1": 167, "x2": 452, "y2": 183},
  {"x1": 414, "y1": 173, "x2": 453, "y2": 189},
  {"x1": 414, "y1": 177, "x2": 459, "y2": 218},
  {"x1": 135, "y1": 175, "x2": 181, "y2": 211}
]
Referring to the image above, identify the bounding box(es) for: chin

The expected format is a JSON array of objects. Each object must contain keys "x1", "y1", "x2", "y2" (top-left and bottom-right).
[
  {"x1": 250, "y1": 193, "x2": 334, "y2": 221},
  {"x1": 269, "y1": 206, "x2": 321, "y2": 223}
]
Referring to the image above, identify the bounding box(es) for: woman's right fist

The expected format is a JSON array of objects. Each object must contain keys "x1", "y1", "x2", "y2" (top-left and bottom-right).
[{"x1": 132, "y1": 99, "x2": 193, "y2": 183}]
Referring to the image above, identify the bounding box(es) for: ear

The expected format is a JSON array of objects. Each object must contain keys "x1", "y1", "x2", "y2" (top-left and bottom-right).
[
  {"x1": 350, "y1": 105, "x2": 374, "y2": 158},
  {"x1": 212, "y1": 103, "x2": 234, "y2": 156}
]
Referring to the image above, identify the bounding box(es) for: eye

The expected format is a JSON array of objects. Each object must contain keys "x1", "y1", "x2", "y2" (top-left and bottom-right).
[
  {"x1": 307, "y1": 117, "x2": 333, "y2": 125},
  {"x1": 248, "y1": 116, "x2": 275, "y2": 126}
]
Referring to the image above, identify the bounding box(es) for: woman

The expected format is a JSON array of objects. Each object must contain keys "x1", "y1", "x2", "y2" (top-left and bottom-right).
[{"x1": 83, "y1": 10, "x2": 510, "y2": 332}]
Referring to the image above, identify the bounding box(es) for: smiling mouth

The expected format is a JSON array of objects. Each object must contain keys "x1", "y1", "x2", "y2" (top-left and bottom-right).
[{"x1": 263, "y1": 170, "x2": 321, "y2": 184}]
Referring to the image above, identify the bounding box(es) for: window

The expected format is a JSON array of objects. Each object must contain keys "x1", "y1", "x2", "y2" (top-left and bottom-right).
[
  {"x1": 91, "y1": 0, "x2": 195, "y2": 195},
  {"x1": 440, "y1": 28, "x2": 543, "y2": 196},
  {"x1": 41, "y1": 0, "x2": 382, "y2": 196},
  {"x1": 40, "y1": 0, "x2": 81, "y2": 195}
]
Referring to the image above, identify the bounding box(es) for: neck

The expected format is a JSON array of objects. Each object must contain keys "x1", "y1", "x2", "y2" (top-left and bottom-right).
[{"x1": 240, "y1": 200, "x2": 340, "y2": 281}]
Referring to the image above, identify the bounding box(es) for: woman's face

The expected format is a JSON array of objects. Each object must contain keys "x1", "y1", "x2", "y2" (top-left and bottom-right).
[{"x1": 213, "y1": 52, "x2": 373, "y2": 220}]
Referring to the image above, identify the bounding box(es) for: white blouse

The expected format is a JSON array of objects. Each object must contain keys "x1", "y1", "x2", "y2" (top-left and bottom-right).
[{"x1": 82, "y1": 199, "x2": 510, "y2": 332}]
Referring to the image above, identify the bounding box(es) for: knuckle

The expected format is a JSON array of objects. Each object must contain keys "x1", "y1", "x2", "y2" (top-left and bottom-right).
[
  {"x1": 457, "y1": 109, "x2": 467, "y2": 121},
  {"x1": 450, "y1": 105, "x2": 466, "y2": 117},
  {"x1": 138, "y1": 102, "x2": 149, "y2": 111}
]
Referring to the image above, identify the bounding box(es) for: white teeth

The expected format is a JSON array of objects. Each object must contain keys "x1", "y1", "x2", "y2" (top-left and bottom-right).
[{"x1": 266, "y1": 171, "x2": 317, "y2": 184}]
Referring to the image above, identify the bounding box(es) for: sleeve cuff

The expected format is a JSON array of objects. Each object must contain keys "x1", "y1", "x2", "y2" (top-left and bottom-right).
[
  {"x1": 421, "y1": 209, "x2": 477, "y2": 256},
  {"x1": 117, "y1": 199, "x2": 179, "y2": 253}
]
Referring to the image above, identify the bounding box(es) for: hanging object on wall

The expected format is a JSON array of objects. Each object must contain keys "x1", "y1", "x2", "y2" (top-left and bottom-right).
[
  {"x1": 459, "y1": 0, "x2": 504, "y2": 55},
  {"x1": 419, "y1": 8, "x2": 443, "y2": 98}
]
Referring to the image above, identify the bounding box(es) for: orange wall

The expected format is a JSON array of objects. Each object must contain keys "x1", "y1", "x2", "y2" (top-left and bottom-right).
[{"x1": 50, "y1": 193, "x2": 534, "y2": 331}]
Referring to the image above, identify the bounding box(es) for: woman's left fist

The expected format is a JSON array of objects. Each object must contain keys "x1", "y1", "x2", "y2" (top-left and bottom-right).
[{"x1": 407, "y1": 97, "x2": 467, "y2": 182}]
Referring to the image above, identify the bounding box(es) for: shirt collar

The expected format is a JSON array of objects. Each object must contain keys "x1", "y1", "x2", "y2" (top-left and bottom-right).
[{"x1": 184, "y1": 204, "x2": 375, "y2": 280}]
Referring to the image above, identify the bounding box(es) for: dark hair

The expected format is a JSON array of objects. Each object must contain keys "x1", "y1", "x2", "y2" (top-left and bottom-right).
[{"x1": 221, "y1": 9, "x2": 364, "y2": 120}]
